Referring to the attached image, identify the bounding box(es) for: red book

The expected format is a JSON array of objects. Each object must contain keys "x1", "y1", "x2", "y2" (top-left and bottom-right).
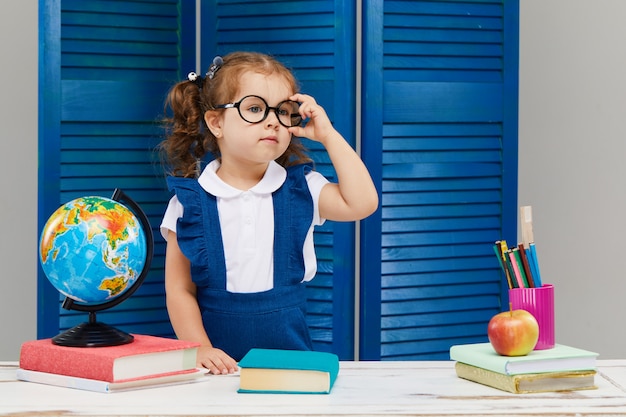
[{"x1": 19, "y1": 334, "x2": 200, "y2": 383}]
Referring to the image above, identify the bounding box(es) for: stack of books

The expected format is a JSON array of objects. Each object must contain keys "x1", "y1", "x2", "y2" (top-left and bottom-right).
[
  {"x1": 449, "y1": 342, "x2": 599, "y2": 394},
  {"x1": 17, "y1": 334, "x2": 205, "y2": 393}
]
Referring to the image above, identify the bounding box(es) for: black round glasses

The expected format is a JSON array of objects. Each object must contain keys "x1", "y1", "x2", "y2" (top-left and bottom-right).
[{"x1": 215, "y1": 95, "x2": 302, "y2": 128}]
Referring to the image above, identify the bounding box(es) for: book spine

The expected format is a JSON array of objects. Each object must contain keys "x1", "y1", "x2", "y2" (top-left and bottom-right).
[
  {"x1": 20, "y1": 342, "x2": 115, "y2": 382},
  {"x1": 449, "y1": 346, "x2": 507, "y2": 374},
  {"x1": 16, "y1": 369, "x2": 111, "y2": 393},
  {"x1": 455, "y1": 362, "x2": 518, "y2": 393},
  {"x1": 17, "y1": 368, "x2": 206, "y2": 393}
]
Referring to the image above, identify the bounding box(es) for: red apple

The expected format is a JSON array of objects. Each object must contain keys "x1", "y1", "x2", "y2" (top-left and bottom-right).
[{"x1": 487, "y1": 307, "x2": 539, "y2": 356}]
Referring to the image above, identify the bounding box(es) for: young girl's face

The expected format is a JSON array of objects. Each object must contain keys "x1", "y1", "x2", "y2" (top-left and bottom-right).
[{"x1": 212, "y1": 71, "x2": 295, "y2": 169}]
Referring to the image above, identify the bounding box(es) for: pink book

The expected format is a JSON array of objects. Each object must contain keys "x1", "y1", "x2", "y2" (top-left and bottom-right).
[{"x1": 19, "y1": 334, "x2": 199, "y2": 383}]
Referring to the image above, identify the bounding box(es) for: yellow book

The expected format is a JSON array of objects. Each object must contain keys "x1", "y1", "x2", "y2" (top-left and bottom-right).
[{"x1": 455, "y1": 362, "x2": 597, "y2": 394}]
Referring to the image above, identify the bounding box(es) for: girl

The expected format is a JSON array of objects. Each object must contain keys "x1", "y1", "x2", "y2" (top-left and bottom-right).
[{"x1": 159, "y1": 52, "x2": 378, "y2": 375}]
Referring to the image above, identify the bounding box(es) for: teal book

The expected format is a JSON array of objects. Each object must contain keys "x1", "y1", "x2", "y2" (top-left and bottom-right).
[
  {"x1": 450, "y1": 343, "x2": 598, "y2": 375},
  {"x1": 238, "y1": 348, "x2": 339, "y2": 394}
]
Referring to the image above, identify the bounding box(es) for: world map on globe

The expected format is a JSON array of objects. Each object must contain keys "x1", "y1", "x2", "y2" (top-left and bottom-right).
[{"x1": 39, "y1": 196, "x2": 148, "y2": 306}]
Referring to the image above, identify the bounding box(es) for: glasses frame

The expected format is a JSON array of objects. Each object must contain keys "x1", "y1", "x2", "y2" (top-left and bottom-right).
[{"x1": 215, "y1": 95, "x2": 302, "y2": 128}]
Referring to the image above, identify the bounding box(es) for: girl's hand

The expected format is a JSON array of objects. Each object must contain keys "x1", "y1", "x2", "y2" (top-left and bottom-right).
[
  {"x1": 197, "y1": 346, "x2": 238, "y2": 374},
  {"x1": 288, "y1": 93, "x2": 336, "y2": 144}
]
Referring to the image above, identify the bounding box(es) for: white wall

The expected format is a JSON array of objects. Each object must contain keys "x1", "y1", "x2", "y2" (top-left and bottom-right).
[
  {"x1": 519, "y1": 0, "x2": 626, "y2": 358},
  {"x1": 3, "y1": 1, "x2": 624, "y2": 360},
  {"x1": 0, "y1": 0, "x2": 38, "y2": 360}
]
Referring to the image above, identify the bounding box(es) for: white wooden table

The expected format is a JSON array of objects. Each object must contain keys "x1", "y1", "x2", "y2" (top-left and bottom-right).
[{"x1": 2, "y1": 360, "x2": 626, "y2": 416}]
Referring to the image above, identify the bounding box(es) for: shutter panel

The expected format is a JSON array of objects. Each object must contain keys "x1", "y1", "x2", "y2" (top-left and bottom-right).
[
  {"x1": 360, "y1": 0, "x2": 518, "y2": 359},
  {"x1": 38, "y1": 0, "x2": 195, "y2": 338},
  {"x1": 201, "y1": 0, "x2": 357, "y2": 358}
]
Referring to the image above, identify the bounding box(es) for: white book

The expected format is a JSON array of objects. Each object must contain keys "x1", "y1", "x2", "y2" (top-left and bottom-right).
[{"x1": 16, "y1": 368, "x2": 207, "y2": 393}]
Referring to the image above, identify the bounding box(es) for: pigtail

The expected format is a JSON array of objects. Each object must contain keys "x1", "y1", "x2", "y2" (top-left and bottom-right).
[
  {"x1": 159, "y1": 78, "x2": 215, "y2": 178},
  {"x1": 159, "y1": 58, "x2": 226, "y2": 178}
]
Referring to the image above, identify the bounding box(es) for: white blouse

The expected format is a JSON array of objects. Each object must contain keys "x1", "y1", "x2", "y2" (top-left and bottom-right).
[{"x1": 160, "y1": 160, "x2": 328, "y2": 293}]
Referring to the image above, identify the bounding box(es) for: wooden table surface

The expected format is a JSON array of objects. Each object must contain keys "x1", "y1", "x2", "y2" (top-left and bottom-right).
[{"x1": 2, "y1": 360, "x2": 626, "y2": 416}]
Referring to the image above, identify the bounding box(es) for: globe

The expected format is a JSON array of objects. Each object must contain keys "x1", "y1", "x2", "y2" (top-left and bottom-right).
[
  {"x1": 38, "y1": 189, "x2": 153, "y2": 347},
  {"x1": 40, "y1": 196, "x2": 147, "y2": 305}
]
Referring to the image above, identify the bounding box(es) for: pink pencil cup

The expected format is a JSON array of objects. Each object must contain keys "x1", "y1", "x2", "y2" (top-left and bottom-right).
[{"x1": 508, "y1": 284, "x2": 555, "y2": 350}]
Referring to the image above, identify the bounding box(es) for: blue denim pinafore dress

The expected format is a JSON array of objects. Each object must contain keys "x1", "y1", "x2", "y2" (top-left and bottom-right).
[{"x1": 167, "y1": 164, "x2": 314, "y2": 361}]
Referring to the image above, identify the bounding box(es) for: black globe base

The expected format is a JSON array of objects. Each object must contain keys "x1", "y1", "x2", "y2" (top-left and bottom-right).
[{"x1": 52, "y1": 312, "x2": 134, "y2": 347}]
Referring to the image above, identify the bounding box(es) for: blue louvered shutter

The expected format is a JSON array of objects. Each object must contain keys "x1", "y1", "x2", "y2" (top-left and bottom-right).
[
  {"x1": 200, "y1": 0, "x2": 357, "y2": 358},
  {"x1": 38, "y1": 0, "x2": 195, "y2": 338},
  {"x1": 360, "y1": 0, "x2": 519, "y2": 360}
]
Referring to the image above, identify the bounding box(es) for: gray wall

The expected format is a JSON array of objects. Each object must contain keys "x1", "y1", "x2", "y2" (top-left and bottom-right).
[
  {"x1": 0, "y1": 0, "x2": 38, "y2": 361},
  {"x1": 2, "y1": 0, "x2": 625, "y2": 360},
  {"x1": 518, "y1": 0, "x2": 626, "y2": 358}
]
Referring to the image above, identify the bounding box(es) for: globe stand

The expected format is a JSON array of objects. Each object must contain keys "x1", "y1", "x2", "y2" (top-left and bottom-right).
[{"x1": 52, "y1": 311, "x2": 134, "y2": 347}]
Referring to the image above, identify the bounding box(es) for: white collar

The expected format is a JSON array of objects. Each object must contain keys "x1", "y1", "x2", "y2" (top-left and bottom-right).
[{"x1": 197, "y1": 160, "x2": 287, "y2": 198}]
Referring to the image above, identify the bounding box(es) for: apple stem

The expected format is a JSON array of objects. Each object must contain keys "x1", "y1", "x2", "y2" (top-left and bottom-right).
[{"x1": 509, "y1": 302, "x2": 513, "y2": 317}]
